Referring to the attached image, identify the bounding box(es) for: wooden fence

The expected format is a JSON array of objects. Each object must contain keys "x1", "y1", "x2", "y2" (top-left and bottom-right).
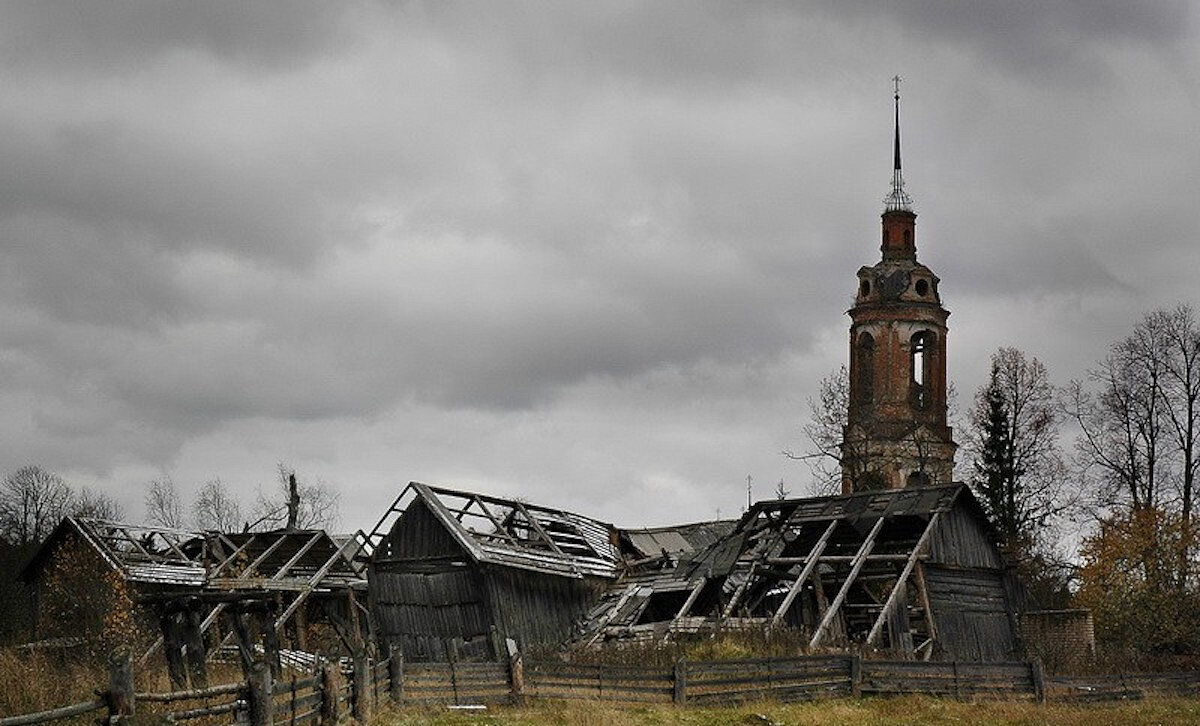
[{"x1": 4, "y1": 651, "x2": 1199, "y2": 724}]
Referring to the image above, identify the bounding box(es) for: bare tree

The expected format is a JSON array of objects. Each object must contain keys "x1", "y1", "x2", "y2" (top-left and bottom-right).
[
  {"x1": 1152, "y1": 304, "x2": 1200, "y2": 531},
  {"x1": 71, "y1": 487, "x2": 124, "y2": 521},
  {"x1": 965, "y1": 348, "x2": 1065, "y2": 553},
  {"x1": 144, "y1": 476, "x2": 187, "y2": 529},
  {"x1": 785, "y1": 365, "x2": 852, "y2": 495},
  {"x1": 193, "y1": 479, "x2": 242, "y2": 532},
  {"x1": 0, "y1": 466, "x2": 73, "y2": 545},
  {"x1": 249, "y1": 463, "x2": 341, "y2": 531},
  {"x1": 1063, "y1": 315, "x2": 1170, "y2": 513}
]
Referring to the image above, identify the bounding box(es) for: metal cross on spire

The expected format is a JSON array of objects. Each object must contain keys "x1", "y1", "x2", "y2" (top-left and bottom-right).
[{"x1": 884, "y1": 75, "x2": 913, "y2": 212}]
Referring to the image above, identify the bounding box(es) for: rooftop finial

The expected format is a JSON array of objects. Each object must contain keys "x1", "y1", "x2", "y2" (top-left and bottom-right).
[
  {"x1": 884, "y1": 75, "x2": 913, "y2": 213},
  {"x1": 893, "y1": 75, "x2": 902, "y2": 172}
]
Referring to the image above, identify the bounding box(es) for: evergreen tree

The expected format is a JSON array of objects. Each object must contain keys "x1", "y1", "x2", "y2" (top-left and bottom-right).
[{"x1": 973, "y1": 364, "x2": 1025, "y2": 548}]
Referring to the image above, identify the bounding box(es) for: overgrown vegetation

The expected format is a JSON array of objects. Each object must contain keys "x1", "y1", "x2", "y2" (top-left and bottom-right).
[{"x1": 381, "y1": 695, "x2": 1200, "y2": 726}]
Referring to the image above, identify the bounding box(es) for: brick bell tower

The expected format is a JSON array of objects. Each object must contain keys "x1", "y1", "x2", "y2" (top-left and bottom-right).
[{"x1": 842, "y1": 80, "x2": 956, "y2": 493}]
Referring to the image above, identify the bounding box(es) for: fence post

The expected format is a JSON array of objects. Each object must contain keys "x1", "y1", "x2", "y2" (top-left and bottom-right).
[
  {"x1": 388, "y1": 645, "x2": 404, "y2": 703},
  {"x1": 952, "y1": 661, "x2": 961, "y2": 701},
  {"x1": 352, "y1": 651, "x2": 370, "y2": 724},
  {"x1": 673, "y1": 658, "x2": 687, "y2": 705},
  {"x1": 246, "y1": 660, "x2": 274, "y2": 726},
  {"x1": 1030, "y1": 659, "x2": 1046, "y2": 703},
  {"x1": 320, "y1": 661, "x2": 342, "y2": 726},
  {"x1": 850, "y1": 654, "x2": 863, "y2": 698},
  {"x1": 509, "y1": 651, "x2": 525, "y2": 704},
  {"x1": 106, "y1": 648, "x2": 135, "y2": 722}
]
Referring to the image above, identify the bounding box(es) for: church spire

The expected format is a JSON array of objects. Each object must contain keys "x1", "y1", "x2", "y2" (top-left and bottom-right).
[{"x1": 883, "y1": 76, "x2": 913, "y2": 213}]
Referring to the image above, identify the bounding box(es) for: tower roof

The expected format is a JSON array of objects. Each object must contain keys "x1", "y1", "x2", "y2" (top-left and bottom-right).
[{"x1": 883, "y1": 76, "x2": 913, "y2": 213}]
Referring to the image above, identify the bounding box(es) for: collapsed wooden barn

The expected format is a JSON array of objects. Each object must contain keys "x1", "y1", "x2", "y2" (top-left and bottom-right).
[
  {"x1": 366, "y1": 483, "x2": 621, "y2": 661},
  {"x1": 578, "y1": 484, "x2": 1027, "y2": 661},
  {"x1": 20, "y1": 517, "x2": 371, "y2": 683}
]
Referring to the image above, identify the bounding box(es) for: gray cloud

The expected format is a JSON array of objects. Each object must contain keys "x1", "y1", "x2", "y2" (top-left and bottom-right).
[
  {"x1": 0, "y1": 1, "x2": 364, "y2": 74},
  {"x1": 0, "y1": 2, "x2": 1196, "y2": 528}
]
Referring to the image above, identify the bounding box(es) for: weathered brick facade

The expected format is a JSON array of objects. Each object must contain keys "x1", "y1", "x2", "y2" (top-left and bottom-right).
[
  {"x1": 1021, "y1": 609, "x2": 1096, "y2": 670},
  {"x1": 842, "y1": 92, "x2": 957, "y2": 493}
]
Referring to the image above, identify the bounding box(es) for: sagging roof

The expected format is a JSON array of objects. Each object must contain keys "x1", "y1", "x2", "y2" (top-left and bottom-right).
[
  {"x1": 207, "y1": 529, "x2": 368, "y2": 591},
  {"x1": 576, "y1": 483, "x2": 1001, "y2": 655},
  {"x1": 621, "y1": 520, "x2": 737, "y2": 560},
  {"x1": 22, "y1": 517, "x2": 209, "y2": 586},
  {"x1": 23, "y1": 517, "x2": 369, "y2": 594},
  {"x1": 369, "y1": 482, "x2": 622, "y2": 579}
]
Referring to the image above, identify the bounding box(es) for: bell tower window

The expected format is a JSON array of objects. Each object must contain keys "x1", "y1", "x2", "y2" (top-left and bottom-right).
[
  {"x1": 856, "y1": 332, "x2": 875, "y2": 405},
  {"x1": 910, "y1": 331, "x2": 933, "y2": 410}
]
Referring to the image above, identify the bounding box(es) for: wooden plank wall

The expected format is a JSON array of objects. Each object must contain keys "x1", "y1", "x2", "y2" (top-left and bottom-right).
[
  {"x1": 684, "y1": 655, "x2": 853, "y2": 704},
  {"x1": 859, "y1": 660, "x2": 1035, "y2": 700},
  {"x1": 401, "y1": 661, "x2": 512, "y2": 705},
  {"x1": 923, "y1": 565, "x2": 1018, "y2": 661},
  {"x1": 485, "y1": 567, "x2": 609, "y2": 650},
  {"x1": 1047, "y1": 671, "x2": 1200, "y2": 702},
  {"x1": 525, "y1": 661, "x2": 674, "y2": 703}
]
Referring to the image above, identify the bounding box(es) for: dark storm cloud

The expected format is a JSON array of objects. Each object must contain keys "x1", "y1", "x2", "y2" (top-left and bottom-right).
[{"x1": 0, "y1": 1, "x2": 1195, "y2": 526}]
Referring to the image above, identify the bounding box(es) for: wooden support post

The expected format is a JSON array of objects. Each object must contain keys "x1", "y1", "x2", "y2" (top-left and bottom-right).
[
  {"x1": 850, "y1": 654, "x2": 862, "y2": 697},
  {"x1": 673, "y1": 658, "x2": 687, "y2": 705},
  {"x1": 320, "y1": 661, "x2": 341, "y2": 726},
  {"x1": 952, "y1": 660, "x2": 961, "y2": 701},
  {"x1": 810, "y1": 517, "x2": 886, "y2": 649},
  {"x1": 184, "y1": 603, "x2": 209, "y2": 688},
  {"x1": 232, "y1": 610, "x2": 256, "y2": 676},
  {"x1": 387, "y1": 645, "x2": 404, "y2": 703},
  {"x1": 770, "y1": 520, "x2": 838, "y2": 628},
  {"x1": 352, "y1": 650, "x2": 370, "y2": 724},
  {"x1": 912, "y1": 562, "x2": 938, "y2": 660},
  {"x1": 865, "y1": 512, "x2": 940, "y2": 649},
  {"x1": 160, "y1": 611, "x2": 188, "y2": 689},
  {"x1": 263, "y1": 607, "x2": 283, "y2": 681},
  {"x1": 508, "y1": 651, "x2": 525, "y2": 704},
  {"x1": 246, "y1": 660, "x2": 274, "y2": 726},
  {"x1": 106, "y1": 648, "x2": 135, "y2": 721},
  {"x1": 1030, "y1": 659, "x2": 1046, "y2": 703}
]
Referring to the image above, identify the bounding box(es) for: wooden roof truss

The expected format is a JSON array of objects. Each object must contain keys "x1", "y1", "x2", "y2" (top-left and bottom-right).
[
  {"x1": 578, "y1": 485, "x2": 967, "y2": 659},
  {"x1": 368, "y1": 482, "x2": 621, "y2": 579}
]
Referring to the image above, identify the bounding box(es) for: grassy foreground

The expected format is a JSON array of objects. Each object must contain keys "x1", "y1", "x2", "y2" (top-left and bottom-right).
[{"x1": 378, "y1": 695, "x2": 1200, "y2": 726}]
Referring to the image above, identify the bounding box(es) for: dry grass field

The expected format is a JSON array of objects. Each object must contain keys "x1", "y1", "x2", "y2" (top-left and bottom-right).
[{"x1": 380, "y1": 695, "x2": 1200, "y2": 726}]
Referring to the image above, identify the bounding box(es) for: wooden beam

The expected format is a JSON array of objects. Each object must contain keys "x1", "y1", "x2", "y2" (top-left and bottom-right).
[
  {"x1": 720, "y1": 563, "x2": 756, "y2": 618},
  {"x1": 271, "y1": 531, "x2": 324, "y2": 579},
  {"x1": 865, "y1": 512, "x2": 941, "y2": 647},
  {"x1": 770, "y1": 520, "x2": 838, "y2": 628},
  {"x1": 912, "y1": 560, "x2": 938, "y2": 660},
  {"x1": 674, "y1": 579, "x2": 707, "y2": 620},
  {"x1": 809, "y1": 516, "x2": 885, "y2": 649},
  {"x1": 585, "y1": 584, "x2": 640, "y2": 646},
  {"x1": 512, "y1": 501, "x2": 566, "y2": 557},
  {"x1": 469, "y1": 497, "x2": 519, "y2": 545},
  {"x1": 273, "y1": 533, "x2": 363, "y2": 631},
  {"x1": 208, "y1": 535, "x2": 258, "y2": 579},
  {"x1": 241, "y1": 533, "x2": 294, "y2": 577}
]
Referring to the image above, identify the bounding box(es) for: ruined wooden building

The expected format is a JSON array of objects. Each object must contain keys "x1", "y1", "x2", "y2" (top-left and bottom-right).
[
  {"x1": 21, "y1": 517, "x2": 370, "y2": 682},
  {"x1": 366, "y1": 483, "x2": 621, "y2": 660},
  {"x1": 579, "y1": 483, "x2": 1026, "y2": 661},
  {"x1": 365, "y1": 481, "x2": 1025, "y2": 662}
]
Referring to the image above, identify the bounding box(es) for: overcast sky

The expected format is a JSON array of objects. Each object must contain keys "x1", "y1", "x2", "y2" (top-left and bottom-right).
[{"x1": 1, "y1": 1, "x2": 1197, "y2": 532}]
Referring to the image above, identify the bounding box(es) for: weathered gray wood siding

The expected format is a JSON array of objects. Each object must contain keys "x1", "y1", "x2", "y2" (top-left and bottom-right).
[
  {"x1": 483, "y1": 566, "x2": 608, "y2": 650},
  {"x1": 923, "y1": 499, "x2": 1018, "y2": 661},
  {"x1": 369, "y1": 499, "x2": 611, "y2": 659},
  {"x1": 926, "y1": 504, "x2": 1003, "y2": 569},
  {"x1": 924, "y1": 565, "x2": 1018, "y2": 660},
  {"x1": 370, "y1": 501, "x2": 491, "y2": 660}
]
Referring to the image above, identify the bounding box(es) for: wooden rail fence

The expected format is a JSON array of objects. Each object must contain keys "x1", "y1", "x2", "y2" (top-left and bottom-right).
[{"x1": 4, "y1": 650, "x2": 1199, "y2": 724}]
